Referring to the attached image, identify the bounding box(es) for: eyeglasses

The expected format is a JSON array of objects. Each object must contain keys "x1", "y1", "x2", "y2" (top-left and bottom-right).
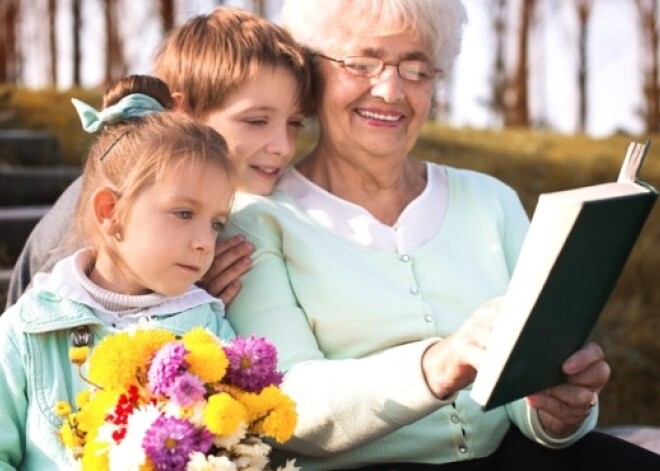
[{"x1": 315, "y1": 54, "x2": 441, "y2": 82}]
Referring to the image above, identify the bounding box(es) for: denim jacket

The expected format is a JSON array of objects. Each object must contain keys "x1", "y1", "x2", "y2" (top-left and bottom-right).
[{"x1": 0, "y1": 287, "x2": 234, "y2": 470}]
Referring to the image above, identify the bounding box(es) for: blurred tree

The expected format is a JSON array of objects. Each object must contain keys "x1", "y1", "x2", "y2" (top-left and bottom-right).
[
  {"x1": 72, "y1": 0, "x2": 82, "y2": 86},
  {"x1": 507, "y1": 0, "x2": 536, "y2": 127},
  {"x1": 253, "y1": 0, "x2": 266, "y2": 16},
  {"x1": 635, "y1": 0, "x2": 660, "y2": 133},
  {"x1": 159, "y1": 0, "x2": 175, "y2": 33},
  {"x1": 575, "y1": 0, "x2": 593, "y2": 133},
  {"x1": 48, "y1": 0, "x2": 57, "y2": 86},
  {"x1": 103, "y1": 0, "x2": 126, "y2": 86},
  {"x1": 489, "y1": 0, "x2": 509, "y2": 127},
  {"x1": 0, "y1": 0, "x2": 20, "y2": 83}
]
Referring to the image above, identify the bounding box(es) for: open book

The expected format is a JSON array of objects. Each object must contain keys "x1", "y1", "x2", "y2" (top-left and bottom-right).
[{"x1": 470, "y1": 141, "x2": 658, "y2": 410}]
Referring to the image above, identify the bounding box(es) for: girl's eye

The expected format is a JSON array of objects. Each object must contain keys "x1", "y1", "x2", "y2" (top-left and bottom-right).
[
  {"x1": 211, "y1": 220, "x2": 225, "y2": 233},
  {"x1": 289, "y1": 119, "x2": 305, "y2": 129},
  {"x1": 246, "y1": 118, "x2": 267, "y2": 126},
  {"x1": 175, "y1": 210, "x2": 193, "y2": 220}
]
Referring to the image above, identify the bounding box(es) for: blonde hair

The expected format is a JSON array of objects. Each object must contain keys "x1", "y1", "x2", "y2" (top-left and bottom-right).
[
  {"x1": 280, "y1": 0, "x2": 467, "y2": 74},
  {"x1": 153, "y1": 7, "x2": 315, "y2": 118},
  {"x1": 76, "y1": 77, "x2": 234, "y2": 251}
]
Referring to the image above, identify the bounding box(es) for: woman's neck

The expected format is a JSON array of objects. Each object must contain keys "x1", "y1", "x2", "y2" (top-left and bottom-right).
[{"x1": 296, "y1": 146, "x2": 427, "y2": 226}]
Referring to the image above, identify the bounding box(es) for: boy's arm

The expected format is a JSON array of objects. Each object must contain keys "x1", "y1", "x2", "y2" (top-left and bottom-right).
[{"x1": 6, "y1": 177, "x2": 82, "y2": 309}]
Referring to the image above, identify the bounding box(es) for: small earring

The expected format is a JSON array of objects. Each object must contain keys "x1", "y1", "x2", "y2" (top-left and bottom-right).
[{"x1": 113, "y1": 231, "x2": 123, "y2": 242}]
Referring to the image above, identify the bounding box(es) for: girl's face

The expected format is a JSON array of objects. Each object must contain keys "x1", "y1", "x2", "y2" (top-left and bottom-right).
[
  {"x1": 93, "y1": 162, "x2": 233, "y2": 296},
  {"x1": 202, "y1": 66, "x2": 305, "y2": 195}
]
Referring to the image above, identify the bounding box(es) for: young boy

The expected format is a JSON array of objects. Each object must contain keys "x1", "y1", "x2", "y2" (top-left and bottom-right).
[{"x1": 6, "y1": 7, "x2": 314, "y2": 308}]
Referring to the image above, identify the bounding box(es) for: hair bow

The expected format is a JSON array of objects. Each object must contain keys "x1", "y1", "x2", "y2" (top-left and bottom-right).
[{"x1": 71, "y1": 93, "x2": 164, "y2": 133}]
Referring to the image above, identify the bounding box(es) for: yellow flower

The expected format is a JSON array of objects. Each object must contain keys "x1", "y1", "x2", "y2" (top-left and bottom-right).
[
  {"x1": 183, "y1": 328, "x2": 228, "y2": 383},
  {"x1": 69, "y1": 346, "x2": 89, "y2": 366},
  {"x1": 80, "y1": 436, "x2": 109, "y2": 469},
  {"x1": 203, "y1": 392, "x2": 247, "y2": 436},
  {"x1": 54, "y1": 401, "x2": 72, "y2": 417},
  {"x1": 241, "y1": 386, "x2": 297, "y2": 444},
  {"x1": 76, "y1": 389, "x2": 91, "y2": 409},
  {"x1": 59, "y1": 416, "x2": 82, "y2": 448},
  {"x1": 76, "y1": 389, "x2": 119, "y2": 436},
  {"x1": 140, "y1": 459, "x2": 155, "y2": 470},
  {"x1": 87, "y1": 329, "x2": 174, "y2": 390}
]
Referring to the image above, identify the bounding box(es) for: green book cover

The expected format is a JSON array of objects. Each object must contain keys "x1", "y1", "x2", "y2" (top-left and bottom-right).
[{"x1": 470, "y1": 141, "x2": 658, "y2": 410}]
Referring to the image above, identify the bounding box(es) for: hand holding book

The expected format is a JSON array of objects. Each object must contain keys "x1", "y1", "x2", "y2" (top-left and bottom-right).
[{"x1": 470, "y1": 141, "x2": 658, "y2": 411}]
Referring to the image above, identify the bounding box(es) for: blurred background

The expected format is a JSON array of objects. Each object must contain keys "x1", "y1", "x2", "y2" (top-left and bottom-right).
[
  {"x1": 0, "y1": 0, "x2": 659, "y2": 428},
  {"x1": 3, "y1": 0, "x2": 660, "y2": 137}
]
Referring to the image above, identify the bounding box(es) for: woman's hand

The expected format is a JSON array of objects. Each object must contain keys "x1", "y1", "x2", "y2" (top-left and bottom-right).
[
  {"x1": 421, "y1": 300, "x2": 499, "y2": 399},
  {"x1": 526, "y1": 342, "x2": 611, "y2": 437},
  {"x1": 198, "y1": 235, "x2": 254, "y2": 305}
]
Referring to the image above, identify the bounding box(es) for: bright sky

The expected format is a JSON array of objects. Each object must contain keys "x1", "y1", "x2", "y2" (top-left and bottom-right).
[{"x1": 20, "y1": 0, "x2": 646, "y2": 138}]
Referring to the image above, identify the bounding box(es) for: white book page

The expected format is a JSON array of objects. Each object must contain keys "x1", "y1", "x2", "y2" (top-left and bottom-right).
[{"x1": 471, "y1": 199, "x2": 581, "y2": 404}]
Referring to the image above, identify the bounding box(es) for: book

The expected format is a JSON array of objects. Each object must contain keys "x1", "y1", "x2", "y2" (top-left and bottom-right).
[{"x1": 470, "y1": 140, "x2": 658, "y2": 411}]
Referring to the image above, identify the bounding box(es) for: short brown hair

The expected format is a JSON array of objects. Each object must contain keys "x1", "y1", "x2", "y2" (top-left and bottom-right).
[{"x1": 153, "y1": 7, "x2": 314, "y2": 118}]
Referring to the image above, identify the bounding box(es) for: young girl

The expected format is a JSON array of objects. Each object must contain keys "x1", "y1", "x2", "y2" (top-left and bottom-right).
[
  {"x1": 0, "y1": 76, "x2": 236, "y2": 469},
  {"x1": 7, "y1": 7, "x2": 315, "y2": 307}
]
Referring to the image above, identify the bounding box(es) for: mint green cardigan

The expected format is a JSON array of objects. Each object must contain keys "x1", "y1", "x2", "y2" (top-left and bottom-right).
[{"x1": 224, "y1": 166, "x2": 597, "y2": 470}]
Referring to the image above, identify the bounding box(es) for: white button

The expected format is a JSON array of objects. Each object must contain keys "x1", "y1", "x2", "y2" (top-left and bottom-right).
[
  {"x1": 400, "y1": 255, "x2": 411, "y2": 262},
  {"x1": 410, "y1": 287, "x2": 419, "y2": 295},
  {"x1": 424, "y1": 314, "x2": 433, "y2": 323},
  {"x1": 450, "y1": 414, "x2": 460, "y2": 423},
  {"x1": 458, "y1": 445, "x2": 468, "y2": 454}
]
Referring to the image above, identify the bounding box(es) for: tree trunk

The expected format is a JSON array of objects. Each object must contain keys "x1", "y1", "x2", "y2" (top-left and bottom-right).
[
  {"x1": 635, "y1": 0, "x2": 660, "y2": 133},
  {"x1": 0, "y1": 0, "x2": 20, "y2": 83},
  {"x1": 490, "y1": 0, "x2": 508, "y2": 126},
  {"x1": 72, "y1": 0, "x2": 82, "y2": 86},
  {"x1": 507, "y1": 0, "x2": 535, "y2": 127},
  {"x1": 103, "y1": 0, "x2": 126, "y2": 86},
  {"x1": 576, "y1": 0, "x2": 593, "y2": 133},
  {"x1": 48, "y1": 0, "x2": 58, "y2": 86},
  {"x1": 159, "y1": 0, "x2": 175, "y2": 33},
  {"x1": 253, "y1": 0, "x2": 266, "y2": 17}
]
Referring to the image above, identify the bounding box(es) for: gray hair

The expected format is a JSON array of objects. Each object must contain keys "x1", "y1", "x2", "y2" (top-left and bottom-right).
[{"x1": 280, "y1": 0, "x2": 468, "y2": 73}]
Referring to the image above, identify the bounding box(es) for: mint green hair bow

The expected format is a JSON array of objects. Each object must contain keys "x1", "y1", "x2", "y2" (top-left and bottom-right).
[{"x1": 71, "y1": 93, "x2": 165, "y2": 133}]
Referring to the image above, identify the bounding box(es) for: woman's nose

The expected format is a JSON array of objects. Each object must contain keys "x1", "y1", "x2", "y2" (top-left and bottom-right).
[{"x1": 370, "y1": 66, "x2": 405, "y2": 103}]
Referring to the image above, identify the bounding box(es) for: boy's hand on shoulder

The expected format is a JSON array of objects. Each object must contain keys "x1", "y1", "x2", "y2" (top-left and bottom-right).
[{"x1": 199, "y1": 235, "x2": 254, "y2": 305}]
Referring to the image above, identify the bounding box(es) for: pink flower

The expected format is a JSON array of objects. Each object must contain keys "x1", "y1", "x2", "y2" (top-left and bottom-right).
[{"x1": 223, "y1": 335, "x2": 283, "y2": 392}]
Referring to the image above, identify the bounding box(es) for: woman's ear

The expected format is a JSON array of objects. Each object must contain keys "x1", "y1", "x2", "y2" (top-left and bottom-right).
[{"x1": 92, "y1": 187, "x2": 120, "y2": 237}]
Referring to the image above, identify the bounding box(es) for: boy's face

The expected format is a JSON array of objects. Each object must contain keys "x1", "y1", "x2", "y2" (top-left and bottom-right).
[{"x1": 203, "y1": 66, "x2": 305, "y2": 195}]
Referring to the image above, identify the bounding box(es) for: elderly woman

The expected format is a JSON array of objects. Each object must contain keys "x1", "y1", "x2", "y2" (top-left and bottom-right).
[{"x1": 223, "y1": 0, "x2": 660, "y2": 470}]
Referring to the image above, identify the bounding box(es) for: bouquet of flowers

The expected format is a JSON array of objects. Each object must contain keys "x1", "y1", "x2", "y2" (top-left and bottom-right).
[{"x1": 55, "y1": 326, "x2": 299, "y2": 471}]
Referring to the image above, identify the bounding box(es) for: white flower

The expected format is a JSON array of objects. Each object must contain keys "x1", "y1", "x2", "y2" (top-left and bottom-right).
[
  {"x1": 186, "y1": 452, "x2": 239, "y2": 471},
  {"x1": 162, "y1": 400, "x2": 206, "y2": 425},
  {"x1": 107, "y1": 404, "x2": 160, "y2": 471},
  {"x1": 233, "y1": 437, "x2": 271, "y2": 459},
  {"x1": 213, "y1": 422, "x2": 248, "y2": 450},
  {"x1": 124, "y1": 318, "x2": 159, "y2": 335},
  {"x1": 275, "y1": 460, "x2": 300, "y2": 471}
]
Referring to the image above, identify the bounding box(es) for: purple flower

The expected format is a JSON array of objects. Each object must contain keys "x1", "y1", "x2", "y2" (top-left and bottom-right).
[
  {"x1": 167, "y1": 372, "x2": 206, "y2": 407},
  {"x1": 142, "y1": 415, "x2": 213, "y2": 470},
  {"x1": 148, "y1": 342, "x2": 188, "y2": 396},
  {"x1": 224, "y1": 335, "x2": 283, "y2": 392}
]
